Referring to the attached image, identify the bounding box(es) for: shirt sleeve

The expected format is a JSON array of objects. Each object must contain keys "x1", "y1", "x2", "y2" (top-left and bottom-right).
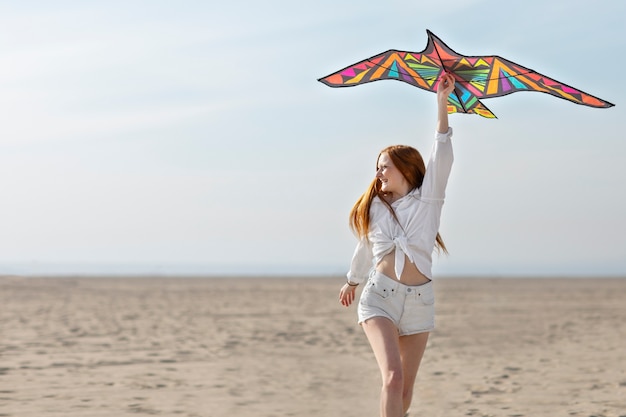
[
  {"x1": 420, "y1": 127, "x2": 454, "y2": 202},
  {"x1": 346, "y1": 236, "x2": 373, "y2": 284}
]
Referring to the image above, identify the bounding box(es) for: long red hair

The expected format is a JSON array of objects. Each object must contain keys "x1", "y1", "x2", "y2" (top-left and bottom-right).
[{"x1": 349, "y1": 145, "x2": 447, "y2": 253}]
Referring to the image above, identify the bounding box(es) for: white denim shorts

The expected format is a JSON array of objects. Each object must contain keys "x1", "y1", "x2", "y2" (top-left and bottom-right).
[{"x1": 358, "y1": 271, "x2": 435, "y2": 336}]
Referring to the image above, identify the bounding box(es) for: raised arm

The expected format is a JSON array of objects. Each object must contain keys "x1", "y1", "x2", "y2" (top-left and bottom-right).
[
  {"x1": 437, "y1": 73, "x2": 456, "y2": 133},
  {"x1": 420, "y1": 73, "x2": 456, "y2": 202}
]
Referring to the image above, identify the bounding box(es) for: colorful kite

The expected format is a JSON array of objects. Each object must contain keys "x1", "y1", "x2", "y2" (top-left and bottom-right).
[{"x1": 318, "y1": 30, "x2": 614, "y2": 118}]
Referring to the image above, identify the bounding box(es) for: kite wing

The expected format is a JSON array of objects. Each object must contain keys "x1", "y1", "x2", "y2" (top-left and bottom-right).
[{"x1": 318, "y1": 30, "x2": 614, "y2": 119}]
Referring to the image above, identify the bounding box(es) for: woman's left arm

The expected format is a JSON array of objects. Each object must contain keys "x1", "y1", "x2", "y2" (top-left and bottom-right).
[
  {"x1": 421, "y1": 73, "x2": 456, "y2": 202},
  {"x1": 437, "y1": 73, "x2": 455, "y2": 134}
]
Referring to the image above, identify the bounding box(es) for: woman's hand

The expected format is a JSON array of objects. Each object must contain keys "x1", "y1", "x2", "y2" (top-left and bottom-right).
[
  {"x1": 339, "y1": 283, "x2": 358, "y2": 307},
  {"x1": 437, "y1": 72, "x2": 456, "y2": 102}
]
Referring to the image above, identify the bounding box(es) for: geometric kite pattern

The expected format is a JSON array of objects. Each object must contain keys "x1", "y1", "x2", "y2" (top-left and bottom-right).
[{"x1": 318, "y1": 30, "x2": 614, "y2": 118}]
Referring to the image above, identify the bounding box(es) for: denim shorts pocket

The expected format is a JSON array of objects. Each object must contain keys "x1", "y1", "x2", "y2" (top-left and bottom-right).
[
  {"x1": 369, "y1": 278, "x2": 396, "y2": 299},
  {"x1": 418, "y1": 285, "x2": 435, "y2": 305}
]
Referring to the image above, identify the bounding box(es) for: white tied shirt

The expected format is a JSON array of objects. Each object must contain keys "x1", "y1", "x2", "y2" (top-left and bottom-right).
[{"x1": 347, "y1": 128, "x2": 454, "y2": 284}]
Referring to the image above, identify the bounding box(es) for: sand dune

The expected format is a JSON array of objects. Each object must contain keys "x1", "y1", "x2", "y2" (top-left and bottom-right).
[{"x1": 1, "y1": 276, "x2": 625, "y2": 416}]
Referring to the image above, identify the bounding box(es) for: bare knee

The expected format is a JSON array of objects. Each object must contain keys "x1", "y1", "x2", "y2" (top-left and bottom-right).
[{"x1": 382, "y1": 368, "x2": 404, "y2": 394}]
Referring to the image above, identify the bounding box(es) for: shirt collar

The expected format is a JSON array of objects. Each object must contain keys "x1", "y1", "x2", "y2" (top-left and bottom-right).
[
  {"x1": 392, "y1": 187, "x2": 420, "y2": 208},
  {"x1": 373, "y1": 187, "x2": 420, "y2": 208}
]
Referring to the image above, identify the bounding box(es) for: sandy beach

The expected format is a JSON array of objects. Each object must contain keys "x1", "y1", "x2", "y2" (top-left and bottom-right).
[{"x1": 1, "y1": 276, "x2": 625, "y2": 417}]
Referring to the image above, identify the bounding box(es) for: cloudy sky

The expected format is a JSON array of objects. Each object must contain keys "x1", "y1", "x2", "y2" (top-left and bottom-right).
[{"x1": 0, "y1": 0, "x2": 624, "y2": 276}]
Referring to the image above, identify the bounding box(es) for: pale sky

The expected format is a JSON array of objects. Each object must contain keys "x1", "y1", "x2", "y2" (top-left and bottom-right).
[{"x1": 1, "y1": 0, "x2": 624, "y2": 277}]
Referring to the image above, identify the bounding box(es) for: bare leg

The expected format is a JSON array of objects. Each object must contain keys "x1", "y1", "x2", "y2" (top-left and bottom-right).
[
  {"x1": 362, "y1": 317, "x2": 404, "y2": 417},
  {"x1": 399, "y1": 332, "x2": 429, "y2": 415}
]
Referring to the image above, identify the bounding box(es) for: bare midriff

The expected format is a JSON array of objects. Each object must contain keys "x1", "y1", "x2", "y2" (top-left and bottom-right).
[{"x1": 376, "y1": 250, "x2": 431, "y2": 286}]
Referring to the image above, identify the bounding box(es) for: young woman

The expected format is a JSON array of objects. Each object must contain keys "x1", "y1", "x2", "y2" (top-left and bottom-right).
[{"x1": 338, "y1": 73, "x2": 456, "y2": 417}]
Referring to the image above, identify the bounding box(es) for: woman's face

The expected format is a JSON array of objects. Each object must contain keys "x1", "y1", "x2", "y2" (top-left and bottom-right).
[{"x1": 376, "y1": 152, "x2": 407, "y2": 195}]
